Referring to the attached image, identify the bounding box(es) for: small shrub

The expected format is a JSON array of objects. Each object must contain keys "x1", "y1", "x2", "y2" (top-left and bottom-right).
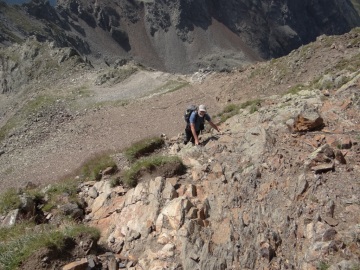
[
  {"x1": 123, "y1": 155, "x2": 184, "y2": 187},
  {"x1": 0, "y1": 188, "x2": 21, "y2": 214},
  {"x1": 80, "y1": 153, "x2": 117, "y2": 180},
  {"x1": 124, "y1": 137, "x2": 164, "y2": 162}
]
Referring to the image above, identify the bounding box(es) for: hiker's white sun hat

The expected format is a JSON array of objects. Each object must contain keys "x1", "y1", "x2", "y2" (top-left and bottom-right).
[{"x1": 198, "y1": 104, "x2": 207, "y2": 112}]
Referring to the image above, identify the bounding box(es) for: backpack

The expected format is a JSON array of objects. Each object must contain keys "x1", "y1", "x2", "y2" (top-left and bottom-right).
[
  {"x1": 184, "y1": 105, "x2": 205, "y2": 131},
  {"x1": 184, "y1": 105, "x2": 197, "y2": 123}
]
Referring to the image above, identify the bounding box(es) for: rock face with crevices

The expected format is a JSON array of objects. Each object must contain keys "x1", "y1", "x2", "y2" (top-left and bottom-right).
[{"x1": 1, "y1": 0, "x2": 359, "y2": 73}]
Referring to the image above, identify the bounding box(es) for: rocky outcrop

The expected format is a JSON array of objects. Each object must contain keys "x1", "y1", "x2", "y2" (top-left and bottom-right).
[
  {"x1": 0, "y1": 37, "x2": 88, "y2": 94},
  {"x1": 66, "y1": 77, "x2": 359, "y2": 269}
]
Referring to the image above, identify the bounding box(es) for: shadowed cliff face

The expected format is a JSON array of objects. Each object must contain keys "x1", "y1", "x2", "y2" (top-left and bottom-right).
[
  {"x1": 54, "y1": 0, "x2": 360, "y2": 71},
  {"x1": 1, "y1": 0, "x2": 360, "y2": 73}
]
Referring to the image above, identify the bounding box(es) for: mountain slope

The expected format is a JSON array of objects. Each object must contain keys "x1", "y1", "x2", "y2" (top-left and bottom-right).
[{"x1": 0, "y1": 0, "x2": 359, "y2": 73}]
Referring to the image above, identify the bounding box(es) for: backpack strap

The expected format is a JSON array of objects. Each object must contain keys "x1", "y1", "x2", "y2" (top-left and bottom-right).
[{"x1": 186, "y1": 110, "x2": 198, "y2": 130}]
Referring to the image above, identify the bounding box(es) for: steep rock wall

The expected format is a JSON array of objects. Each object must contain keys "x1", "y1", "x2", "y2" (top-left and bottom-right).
[{"x1": 55, "y1": 0, "x2": 360, "y2": 71}]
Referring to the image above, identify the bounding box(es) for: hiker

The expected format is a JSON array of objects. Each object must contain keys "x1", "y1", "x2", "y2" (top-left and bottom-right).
[{"x1": 184, "y1": 104, "x2": 220, "y2": 145}]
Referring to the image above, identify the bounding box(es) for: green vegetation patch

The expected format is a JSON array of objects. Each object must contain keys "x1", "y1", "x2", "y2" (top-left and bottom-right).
[
  {"x1": 240, "y1": 99, "x2": 262, "y2": 114},
  {"x1": 217, "y1": 99, "x2": 262, "y2": 122},
  {"x1": 0, "y1": 222, "x2": 100, "y2": 270},
  {"x1": 217, "y1": 103, "x2": 241, "y2": 122},
  {"x1": 41, "y1": 179, "x2": 81, "y2": 212},
  {"x1": 0, "y1": 188, "x2": 21, "y2": 214},
  {"x1": 70, "y1": 85, "x2": 92, "y2": 98},
  {"x1": 123, "y1": 155, "x2": 184, "y2": 187},
  {"x1": 23, "y1": 95, "x2": 56, "y2": 116},
  {"x1": 286, "y1": 84, "x2": 306, "y2": 95},
  {"x1": 79, "y1": 152, "x2": 117, "y2": 181},
  {"x1": 317, "y1": 261, "x2": 330, "y2": 270},
  {"x1": 124, "y1": 137, "x2": 165, "y2": 162}
]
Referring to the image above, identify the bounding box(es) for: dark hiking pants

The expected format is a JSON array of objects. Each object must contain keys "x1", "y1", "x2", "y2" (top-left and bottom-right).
[{"x1": 184, "y1": 127, "x2": 200, "y2": 145}]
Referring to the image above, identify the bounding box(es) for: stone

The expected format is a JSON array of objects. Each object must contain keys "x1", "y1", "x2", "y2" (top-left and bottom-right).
[
  {"x1": 156, "y1": 197, "x2": 193, "y2": 231},
  {"x1": 184, "y1": 184, "x2": 197, "y2": 197},
  {"x1": 335, "y1": 150, "x2": 346, "y2": 164},
  {"x1": 162, "y1": 182, "x2": 178, "y2": 200},
  {"x1": 293, "y1": 111, "x2": 324, "y2": 132},
  {"x1": 59, "y1": 203, "x2": 84, "y2": 220},
  {"x1": 322, "y1": 228, "x2": 337, "y2": 241},
  {"x1": 62, "y1": 258, "x2": 88, "y2": 270},
  {"x1": 88, "y1": 187, "x2": 98, "y2": 199},
  {"x1": 103, "y1": 166, "x2": 116, "y2": 175},
  {"x1": 323, "y1": 216, "x2": 339, "y2": 227},
  {"x1": 311, "y1": 163, "x2": 334, "y2": 174},
  {"x1": 339, "y1": 137, "x2": 352, "y2": 149},
  {"x1": 259, "y1": 242, "x2": 276, "y2": 262},
  {"x1": 1, "y1": 209, "x2": 19, "y2": 228}
]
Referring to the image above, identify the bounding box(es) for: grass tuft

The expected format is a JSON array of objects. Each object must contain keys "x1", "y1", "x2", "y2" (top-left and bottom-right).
[
  {"x1": 217, "y1": 104, "x2": 240, "y2": 122},
  {"x1": 124, "y1": 137, "x2": 164, "y2": 162},
  {"x1": 0, "y1": 188, "x2": 21, "y2": 215},
  {"x1": 41, "y1": 179, "x2": 81, "y2": 212},
  {"x1": 217, "y1": 99, "x2": 262, "y2": 122},
  {"x1": 0, "y1": 222, "x2": 100, "y2": 270},
  {"x1": 286, "y1": 84, "x2": 306, "y2": 95},
  {"x1": 79, "y1": 153, "x2": 117, "y2": 180},
  {"x1": 317, "y1": 261, "x2": 330, "y2": 270},
  {"x1": 123, "y1": 155, "x2": 183, "y2": 187}
]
